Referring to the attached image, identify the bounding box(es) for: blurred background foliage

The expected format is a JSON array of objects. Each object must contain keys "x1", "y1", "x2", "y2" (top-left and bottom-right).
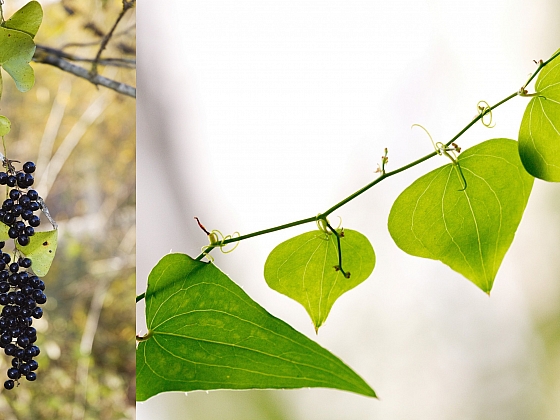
[{"x1": 0, "y1": 0, "x2": 135, "y2": 418}]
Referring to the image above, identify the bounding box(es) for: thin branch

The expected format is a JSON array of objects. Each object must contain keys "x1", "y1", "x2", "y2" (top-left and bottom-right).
[
  {"x1": 91, "y1": 0, "x2": 136, "y2": 76},
  {"x1": 61, "y1": 22, "x2": 136, "y2": 50},
  {"x1": 36, "y1": 45, "x2": 135, "y2": 69},
  {"x1": 33, "y1": 49, "x2": 136, "y2": 98}
]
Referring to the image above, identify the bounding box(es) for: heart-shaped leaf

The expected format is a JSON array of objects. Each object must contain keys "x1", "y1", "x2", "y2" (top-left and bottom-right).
[
  {"x1": 0, "y1": 26, "x2": 36, "y2": 93},
  {"x1": 137, "y1": 253, "x2": 376, "y2": 401},
  {"x1": 388, "y1": 138, "x2": 533, "y2": 293},
  {"x1": 264, "y1": 229, "x2": 375, "y2": 331},
  {"x1": 2, "y1": 1, "x2": 43, "y2": 39},
  {"x1": 518, "y1": 49, "x2": 560, "y2": 181}
]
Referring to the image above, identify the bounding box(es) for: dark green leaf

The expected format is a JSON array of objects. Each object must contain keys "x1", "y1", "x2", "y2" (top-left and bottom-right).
[
  {"x1": 388, "y1": 139, "x2": 533, "y2": 293},
  {"x1": 137, "y1": 253, "x2": 376, "y2": 401},
  {"x1": 264, "y1": 229, "x2": 375, "y2": 331},
  {"x1": 519, "y1": 49, "x2": 560, "y2": 181}
]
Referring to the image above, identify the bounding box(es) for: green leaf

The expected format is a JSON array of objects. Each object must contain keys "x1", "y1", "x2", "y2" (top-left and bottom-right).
[
  {"x1": 137, "y1": 253, "x2": 376, "y2": 401},
  {"x1": 0, "y1": 27, "x2": 36, "y2": 93},
  {"x1": 518, "y1": 49, "x2": 560, "y2": 181},
  {"x1": 2, "y1": 1, "x2": 43, "y2": 39},
  {"x1": 264, "y1": 229, "x2": 375, "y2": 331},
  {"x1": 16, "y1": 230, "x2": 58, "y2": 276},
  {"x1": 388, "y1": 138, "x2": 533, "y2": 293},
  {"x1": 0, "y1": 116, "x2": 10, "y2": 136},
  {"x1": 0, "y1": 223, "x2": 9, "y2": 242}
]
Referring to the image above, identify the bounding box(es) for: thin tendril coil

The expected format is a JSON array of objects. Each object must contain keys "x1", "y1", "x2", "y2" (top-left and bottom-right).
[
  {"x1": 200, "y1": 230, "x2": 240, "y2": 262},
  {"x1": 477, "y1": 100, "x2": 495, "y2": 128}
]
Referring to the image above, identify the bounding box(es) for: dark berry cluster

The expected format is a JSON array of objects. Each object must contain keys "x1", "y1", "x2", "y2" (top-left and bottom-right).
[
  {"x1": 0, "y1": 161, "x2": 41, "y2": 246},
  {"x1": 0, "y1": 244, "x2": 45, "y2": 389},
  {"x1": 0, "y1": 161, "x2": 46, "y2": 390}
]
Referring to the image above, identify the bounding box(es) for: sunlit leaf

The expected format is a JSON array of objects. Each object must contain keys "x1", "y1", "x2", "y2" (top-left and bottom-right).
[
  {"x1": 2, "y1": 1, "x2": 43, "y2": 39},
  {"x1": 388, "y1": 138, "x2": 533, "y2": 293},
  {"x1": 16, "y1": 230, "x2": 58, "y2": 276},
  {"x1": 0, "y1": 115, "x2": 10, "y2": 136},
  {"x1": 519, "y1": 49, "x2": 560, "y2": 181},
  {"x1": 264, "y1": 229, "x2": 375, "y2": 331},
  {"x1": 0, "y1": 27, "x2": 36, "y2": 92},
  {"x1": 137, "y1": 253, "x2": 376, "y2": 401}
]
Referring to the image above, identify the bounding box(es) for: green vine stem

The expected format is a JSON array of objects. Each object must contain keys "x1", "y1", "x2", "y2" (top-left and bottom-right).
[{"x1": 136, "y1": 52, "x2": 558, "y2": 303}]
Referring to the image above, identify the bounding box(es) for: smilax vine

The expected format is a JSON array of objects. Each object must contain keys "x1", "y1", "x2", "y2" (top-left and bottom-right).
[
  {"x1": 0, "y1": 1, "x2": 58, "y2": 390},
  {"x1": 136, "y1": 48, "x2": 560, "y2": 401}
]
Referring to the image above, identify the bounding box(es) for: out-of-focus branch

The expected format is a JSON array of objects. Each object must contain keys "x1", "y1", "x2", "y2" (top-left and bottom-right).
[
  {"x1": 91, "y1": 0, "x2": 136, "y2": 76},
  {"x1": 36, "y1": 45, "x2": 135, "y2": 69},
  {"x1": 32, "y1": 48, "x2": 136, "y2": 98}
]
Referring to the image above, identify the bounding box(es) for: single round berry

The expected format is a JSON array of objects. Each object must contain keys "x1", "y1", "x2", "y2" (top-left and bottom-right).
[
  {"x1": 24, "y1": 174, "x2": 34, "y2": 187},
  {"x1": 25, "y1": 372, "x2": 36, "y2": 381},
  {"x1": 0, "y1": 333, "x2": 12, "y2": 345},
  {"x1": 8, "y1": 227, "x2": 18, "y2": 239},
  {"x1": 27, "y1": 190, "x2": 38, "y2": 201},
  {"x1": 34, "y1": 293, "x2": 46, "y2": 305},
  {"x1": 28, "y1": 360, "x2": 38, "y2": 371},
  {"x1": 11, "y1": 205, "x2": 23, "y2": 216},
  {"x1": 18, "y1": 364, "x2": 30, "y2": 375},
  {"x1": 4, "y1": 343, "x2": 16, "y2": 355},
  {"x1": 28, "y1": 216, "x2": 40, "y2": 227},
  {"x1": 2, "y1": 199, "x2": 14, "y2": 211},
  {"x1": 0, "y1": 294, "x2": 8, "y2": 305},
  {"x1": 8, "y1": 189, "x2": 20, "y2": 201},
  {"x1": 36, "y1": 280, "x2": 45, "y2": 291},
  {"x1": 16, "y1": 336, "x2": 29, "y2": 347},
  {"x1": 19, "y1": 258, "x2": 32, "y2": 269},
  {"x1": 9, "y1": 263, "x2": 19, "y2": 273},
  {"x1": 2, "y1": 254, "x2": 10, "y2": 264},
  {"x1": 19, "y1": 195, "x2": 31, "y2": 208},
  {"x1": 7, "y1": 367, "x2": 20, "y2": 379},
  {"x1": 0, "y1": 173, "x2": 7, "y2": 185},
  {"x1": 31, "y1": 307, "x2": 43, "y2": 319},
  {"x1": 23, "y1": 162, "x2": 36, "y2": 174},
  {"x1": 24, "y1": 226, "x2": 34, "y2": 237},
  {"x1": 17, "y1": 235, "x2": 29, "y2": 246},
  {"x1": 29, "y1": 201, "x2": 40, "y2": 212},
  {"x1": 3, "y1": 213, "x2": 15, "y2": 225},
  {"x1": 4, "y1": 379, "x2": 14, "y2": 389},
  {"x1": 0, "y1": 282, "x2": 9, "y2": 293},
  {"x1": 21, "y1": 209, "x2": 33, "y2": 220},
  {"x1": 6, "y1": 176, "x2": 16, "y2": 187}
]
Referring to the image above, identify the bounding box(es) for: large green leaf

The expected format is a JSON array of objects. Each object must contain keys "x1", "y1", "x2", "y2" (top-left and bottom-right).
[
  {"x1": 518, "y1": 49, "x2": 560, "y2": 181},
  {"x1": 264, "y1": 229, "x2": 375, "y2": 331},
  {"x1": 2, "y1": 1, "x2": 43, "y2": 39},
  {"x1": 137, "y1": 253, "x2": 376, "y2": 401},
  {"x1": 388, "y1": 139, "x2": 533, "y2": 293},
  {"x1": 0, "y1": 26, "x2": 36, "y2": 93}
]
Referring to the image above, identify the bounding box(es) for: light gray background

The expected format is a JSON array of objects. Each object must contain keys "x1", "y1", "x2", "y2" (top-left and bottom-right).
[{"x1": 137, "y1": 1, "x2": 560, "y2": 419}]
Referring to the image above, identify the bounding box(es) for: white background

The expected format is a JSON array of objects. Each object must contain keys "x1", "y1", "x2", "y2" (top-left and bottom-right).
[{"x1": 137, "y1": 1, "x2": 560, "y2": 419}]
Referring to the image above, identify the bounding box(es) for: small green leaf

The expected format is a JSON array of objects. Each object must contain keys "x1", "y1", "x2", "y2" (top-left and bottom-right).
[
  {"x1": 519, "y1": 49, "x2": 560, "y2": 181},
  {"x1": 388, "y1": 139, "x2": 533, "y2": 293},
  {"x1": 0, "y1": 27, "x2": 36, "y2": 93},
  {"x1": 2, "y1": 1, "x2": 43, "y2": 39},
  {"x1": 264, "y1": 229, "x2": 375, "y2": 331},
  {"x1": 16, "y1": 230, "x2": 58, "y2": 276},
  {"x1": 0, "y1": 116, "x2": 10, "y2": 136},
  {"x1": 0, "y1": 223, "x2": 9, "y2": 242},
  {"x1": 137, "y1": 253, "x2": 376, "y2": 401}
]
